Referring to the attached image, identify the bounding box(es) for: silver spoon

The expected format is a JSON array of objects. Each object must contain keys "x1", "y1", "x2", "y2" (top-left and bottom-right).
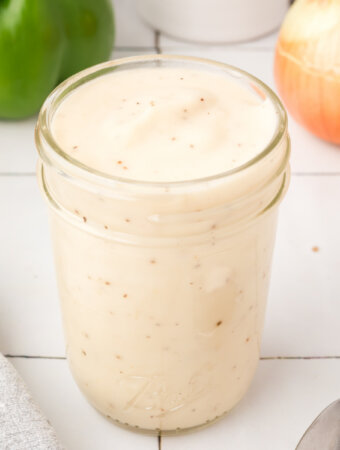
[{"x1": 296, "y1": 399, "x2": 340, "y2": 449}]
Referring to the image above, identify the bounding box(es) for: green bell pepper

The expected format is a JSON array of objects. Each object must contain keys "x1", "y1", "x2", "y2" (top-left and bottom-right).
[{"x1": 0, "y1": 0, "x2": 114, "y2": 119}]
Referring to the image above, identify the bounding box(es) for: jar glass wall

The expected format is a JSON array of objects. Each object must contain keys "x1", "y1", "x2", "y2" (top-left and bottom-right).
[{"x1": 36, "y1": 55, "x2": 290, "y2": 435}]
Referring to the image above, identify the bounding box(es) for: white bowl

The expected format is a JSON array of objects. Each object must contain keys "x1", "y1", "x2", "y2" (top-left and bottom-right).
[{"x1": 137, "y1": 0, "x2": 289, "y2": 43}]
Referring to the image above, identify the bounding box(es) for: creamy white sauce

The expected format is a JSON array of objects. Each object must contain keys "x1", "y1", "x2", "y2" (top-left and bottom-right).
[{"x1": 52, "y1": 67, "x2": 277, "y2": 182}]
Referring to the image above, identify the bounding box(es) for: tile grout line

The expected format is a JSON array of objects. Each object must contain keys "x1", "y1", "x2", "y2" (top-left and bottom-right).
[
  {"x1": 114, "y1": 46, "x2": 159, "y2": 51},
  {"x1": 154, "y1": 30, "x2": 161, "y2": 54},
  {"x1": 155, "y1": 46, "x2": 275, "y2": 53},
  {"x1": 4, "y1": 354, "x2": 340, "y2": 360},
  {"x1": 5, "y1": 354, "x2": 66, "y2": 360},
  {"x1": 261, "y1": 356, "x2": 340, "y2": 360}
]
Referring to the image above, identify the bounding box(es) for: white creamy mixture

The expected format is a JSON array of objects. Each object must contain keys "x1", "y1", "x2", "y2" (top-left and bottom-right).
[
  {"x1": 52, "y1": 68, "x2": 277, "y2": 182},
  {"x1": 46, "y1": 64, "x2": 287, "y2": 433}
]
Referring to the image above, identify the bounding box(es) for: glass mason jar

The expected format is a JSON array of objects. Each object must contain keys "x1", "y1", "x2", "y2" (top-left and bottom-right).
[{"x1": 35, "y1": 55, "x2": 290, "y2": 435}]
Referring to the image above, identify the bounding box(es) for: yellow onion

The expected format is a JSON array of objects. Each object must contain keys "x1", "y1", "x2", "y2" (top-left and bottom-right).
[{"x1": 274, "y1": 0, "x2": 340, "y2": 144}]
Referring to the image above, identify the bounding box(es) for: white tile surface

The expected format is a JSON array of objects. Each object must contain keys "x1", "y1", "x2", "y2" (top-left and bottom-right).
[
  {"x1": 162, "y1": 359, "x2": 340, "y2": 450},
  {"x1": 0, "y1": 117, "x2": 37, "y2": 174},
  {"x1": 113, "y1": 49, "x2": 156, "y2": 61},
  {"x1": 263, "y1": 175, "x2": 340, "y2": 356},
  {"x1": 113, "y1": 0, "x2": 155, "y2": 48},
  {"x1": 1, "y1": 176, "x2": 339, "y2": 358},
  {"x1": 159, "y1": 30, "x2": 280, "y2": 51},
  {"x1": 289, "y1": 120, "x2": 340, "y2": 174},
  {"x1": 0, "y1": 176, "x2": 64, "y2": 357},
  {"x1": 239, "y1": 29, "x2": 280, "y2": 50},
  {"x1": 11, "y1": 357, "x2": 158, "y2": 450}
]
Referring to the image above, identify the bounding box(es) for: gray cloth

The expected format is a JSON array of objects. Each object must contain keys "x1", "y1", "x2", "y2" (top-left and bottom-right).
[{"x1": 0, "y1": 353, "x2": 65, "y2": 450}]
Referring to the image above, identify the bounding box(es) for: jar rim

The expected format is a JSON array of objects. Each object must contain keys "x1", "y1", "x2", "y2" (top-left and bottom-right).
[{"x1": 35, "y1": 54, "x2": 287, "y2": 189}]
